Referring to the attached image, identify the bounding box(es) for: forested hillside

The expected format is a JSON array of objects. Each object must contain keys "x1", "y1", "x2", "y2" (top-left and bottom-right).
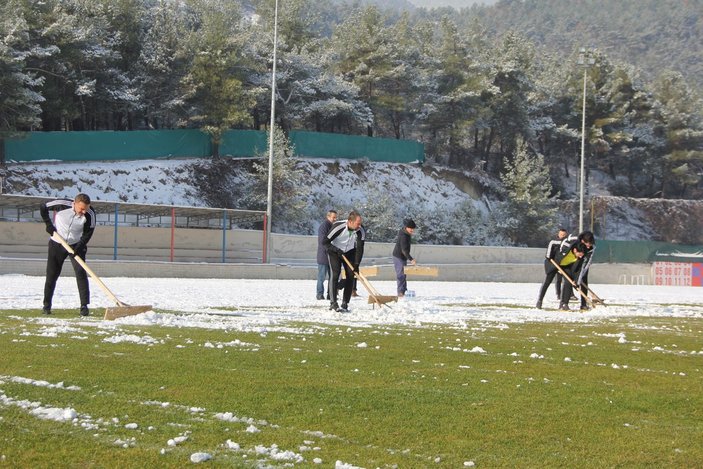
[
  {"x1": 1, "y1": 0, "x2": 701, "y2": 207},
  {"x1": 447, "y1": 0, "x2": 703, "y2": 93}
]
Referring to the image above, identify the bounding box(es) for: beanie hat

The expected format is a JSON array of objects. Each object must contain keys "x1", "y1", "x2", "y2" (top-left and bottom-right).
[{"x1": 404, "y1": 218, "x2": 416, "y2": 229}]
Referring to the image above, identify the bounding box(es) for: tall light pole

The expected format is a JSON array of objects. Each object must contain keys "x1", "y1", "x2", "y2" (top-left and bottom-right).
[
  {"x1": 577, "y1": 48, "x2": 595, "y2": 233},
  {"x1": 265, "y1": 0, "x2": 279, "y2": 263}
]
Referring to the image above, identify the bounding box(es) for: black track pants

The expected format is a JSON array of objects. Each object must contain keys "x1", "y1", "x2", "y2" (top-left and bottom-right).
[
  {"x1": 559, "y1": 264, "x2": 589, "y2": 308},
  {"x1": 328, "y1": 249, "x2": 355, "y2": 306},
  {"x1": 537, "y1": 259, "x2": 563, "y2": 303},
  {"x1": 43, "y1": 241, "x2": 90, "y2": 308}
]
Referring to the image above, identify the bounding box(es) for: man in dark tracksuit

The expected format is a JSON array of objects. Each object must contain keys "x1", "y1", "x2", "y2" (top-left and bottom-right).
[
  {"x1": 558, "y1": 231, "x2": 595, "y2": 311},
  {"x1": 40, "y1": 194, "x2": 96, "y2": 316},
  {"x1": 392, "y1": 218, "x2": 417, "y2": 297},
  {"x1": 323, "y1": 210, "x2": 364, "y2": 312},
  {"x1": 316, "y1": 210, "x2": 337, "y2": 300},
  {"x1": 536, "y1": 228, "x2": 576, "y2": 308}
]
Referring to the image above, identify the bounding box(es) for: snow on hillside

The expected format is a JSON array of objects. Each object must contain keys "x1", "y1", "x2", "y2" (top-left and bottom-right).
[
  {"x1": 4, "y1": 157, "x2": 696, "y2": 243},
  {"x1": 5, "y1": 159, "x2": 208, "y2": 206},
  {"x1": 3, "y1": 157, "x2": 488, "y2": 220}
]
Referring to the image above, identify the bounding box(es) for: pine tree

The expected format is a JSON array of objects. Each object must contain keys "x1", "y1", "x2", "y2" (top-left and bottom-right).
[
  {"x1": 180, "y1": 0, "x2": 254, "y2": 156},
  {"x1": 249, "y1": 126, "x2": 311, "y2": 233},
  {"x1": 653, "y1": 71, "x2": 703, "y2": 198},
  {"x1": 497, "y1": 142, "x2": 558, "y2": 246},
  {"x1": 0, "y1": 0, "x2": 46, "y2": 164},
  {"x1": 356, "y1": 181, "x2": 398, "y2": 242}
]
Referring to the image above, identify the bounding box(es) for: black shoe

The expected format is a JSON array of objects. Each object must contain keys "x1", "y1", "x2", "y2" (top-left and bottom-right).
[
  {"x1": 316, "y1": 294, "x2": 324, "y2": 300},
  {"x1": 337, "y1": 303, "x2": 349, "y2": 313},
  {"x1": 42, "y1": 306, "x2": 52, "y2": 315},
  {"x1": 330, "y1": 302, "x2": 339, "y2": 311},
  {"x1": 79, "y1": 306, "x2": 90, "y2": 316},
  {"x1": 535, "y1": 301, "x2": 542, "y2": 309},
  {"x1": 580, "y1": 305, "x2": 590, "y2": 311},
  {"x1": 559, "y1": 303, "x2": 570, "y2": 311}
]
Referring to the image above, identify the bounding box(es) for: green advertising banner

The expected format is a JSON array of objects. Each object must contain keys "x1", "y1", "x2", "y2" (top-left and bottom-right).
[
  {"x1": 290, "y1": 130, "x2": 424, "y2": 163},
  {"x1": 220, "y1": 130, "x2": 268, "y2": 157},
  {"x1": 594, "y1": 240, "x2": 703, "y2": 263},
  {"x1": 4, "y1": 130, "x2": 210, "y2": 161},
  {"x1": 4, "y1": 130, "x2": 424, "y2": 164}
]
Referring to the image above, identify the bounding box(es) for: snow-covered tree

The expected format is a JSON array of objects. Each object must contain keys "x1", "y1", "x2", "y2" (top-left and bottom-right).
[
  {"x1": 496, "y1": 142, "x2": 558, "y2": 246},
  {"x1": 248, "y1": 126, "x2": 311, "y2": 233},
  {"x1": 133, "y1": 0, "x2": 189, "y2": 129},
  {"x1": 246, "y1": 42, "x2": 373, "y2": 135},
  {"x1": 652, "y1": 71, "x2": 703, "y2": 198},
  {"x1": 0, "y1": 0, "x2": 46, "y2": 164},
  {"x1": 19, "y1": 0, "x2": 139, "y2": 130},
  {"x1": 180, "y1": 0, "x2": 254, "y2": 156},
  {"x1": 329, "y1": 5, "x2": 413, "y2": 137},
  {"x1": 356, "y1": 181, "x2": 399, "y2": 242},
  {"x1": 422, "y1": 17, "x2": 492, "y2": 168},
  {"x1": 482, "y1": 32, "x2": 536, "y2": 173}
]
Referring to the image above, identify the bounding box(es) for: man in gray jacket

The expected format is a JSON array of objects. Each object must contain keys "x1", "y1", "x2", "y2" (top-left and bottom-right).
[{"x1": 40, "y1": 194, "x2": 96, "y2": 316}]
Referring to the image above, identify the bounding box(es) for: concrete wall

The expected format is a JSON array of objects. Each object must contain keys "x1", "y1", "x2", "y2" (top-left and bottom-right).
[
  {"x1": 0, "y1": 221, "x2": 652, "y2": 283},
  {"x1": 0, "y1": 221, "x2": 265, "y2": 262}
]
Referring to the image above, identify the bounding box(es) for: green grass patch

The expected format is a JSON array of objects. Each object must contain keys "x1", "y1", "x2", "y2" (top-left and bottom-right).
[{"x1": 1, "y1": 309, "x2": 702, "y2": 467}]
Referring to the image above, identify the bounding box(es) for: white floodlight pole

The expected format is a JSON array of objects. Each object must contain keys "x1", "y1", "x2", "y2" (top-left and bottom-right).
[
  {"x1": 265, "y1": 0, "x2": 279, "y2": 263},
  {"x1": 577, "y1": 48, "x2": 595, "y2": 234}
]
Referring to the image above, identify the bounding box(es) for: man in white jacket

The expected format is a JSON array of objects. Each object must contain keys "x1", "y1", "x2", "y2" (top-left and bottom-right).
[
  {"x1": 323, "y1": 210, "x2": 365, "y2": 312},
  {"x1": 40, "y1": 194, "x2": 96, "y2": 316}
]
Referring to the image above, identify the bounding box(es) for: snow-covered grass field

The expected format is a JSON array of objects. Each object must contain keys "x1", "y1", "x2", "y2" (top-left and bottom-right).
[{"x1": 1, "y1": 276, "x2": 702, "y2": 467}]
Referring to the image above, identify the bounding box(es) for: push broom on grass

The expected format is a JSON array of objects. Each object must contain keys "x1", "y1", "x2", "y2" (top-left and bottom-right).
[
  {"x1": 51, "y1": 233, "x2": 152, "y2": 320},
  {"x1": 342, "y1": 254, "x2": 397, "y2": 308},
  {"x1": 550, "y1": 258, "x2": 606, "y2": 307}
]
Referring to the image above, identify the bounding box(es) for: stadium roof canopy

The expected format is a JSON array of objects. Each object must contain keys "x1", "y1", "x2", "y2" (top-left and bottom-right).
[{"x1": 0, "y1": 194, "x2": 265, "y2": 224}]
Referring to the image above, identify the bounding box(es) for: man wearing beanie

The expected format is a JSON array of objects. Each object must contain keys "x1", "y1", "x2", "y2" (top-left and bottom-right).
[{"x1": 392, "y1": 218, "x2": 417, "y2": 297}]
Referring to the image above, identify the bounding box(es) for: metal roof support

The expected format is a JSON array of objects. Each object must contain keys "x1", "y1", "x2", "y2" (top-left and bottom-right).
[
  {"x1": 170, "y1": 207, "x2": 175, "y2": 262},
  {"x1": 113, "y1": 203, "x2": 119, "y2": 260},
  {"x1": 221, "y1": 209, "x2": 227, "y2": 263},
  {"x1": 0, "y1": 195, "x2": 267, "y2": 263},
  {"x1": 262, "y1": 213, "x2": 269, "y2": 263}
]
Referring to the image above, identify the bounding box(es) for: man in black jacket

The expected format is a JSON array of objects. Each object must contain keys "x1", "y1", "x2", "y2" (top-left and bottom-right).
[
  {"x1": 392, "y1": 218, "x2": 417, "y2": 297},
  {"x1": 316, "y1": 209, "x2": 337, "y2": 300},
  {"x1": 323, "y1": 210, "x2": 364, "y2": 312},
  {"x1": 536, "y1": 227, "x2": 576, "y2": 308},
  {"x1": 558, "y1": 231, "x2": 595, "y2": 311},
  {"x1": 40, "y1": 194, "x2": 96, "y2": 316}
]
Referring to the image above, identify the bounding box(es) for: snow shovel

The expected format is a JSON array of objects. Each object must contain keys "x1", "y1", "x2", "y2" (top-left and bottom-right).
[
  {"x1": 405, "y1": 265, "x2": 439, "y2": 277},
  {"x1": 51, "y1": 233, "x2": 152, "y2": 320},
  {"x1": 549, "y1": 259, "x2": 606, "y2": 307},
  {"x1": 341, "y1": 255, "x2": 397, "y2": 308}
]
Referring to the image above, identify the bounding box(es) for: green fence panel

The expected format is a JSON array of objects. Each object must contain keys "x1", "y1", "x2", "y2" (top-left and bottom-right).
[
  {"x1": 290, "y1": 130, "x2": 424, "y2": 163},
  {"x1": 5, "y1": 130, "x2": 211, "y2": 161},
  {"x1": 4, "y1": 129, "x2": 425, "y2": 163},
  {"x1": 220, "y1": 130, "x2": 268, "y2": 157},
  {"x1": 594, "y1": 240, "x2": 703, "y2": 263}
]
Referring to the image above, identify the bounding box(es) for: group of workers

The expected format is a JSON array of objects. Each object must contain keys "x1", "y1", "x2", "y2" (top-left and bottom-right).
[
  {"x1": 316, "y1": 209, "x2": 417, "y2": 313},
  {"x1": 39, "y1": 194, "x2": 593, "y2": 316}
]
